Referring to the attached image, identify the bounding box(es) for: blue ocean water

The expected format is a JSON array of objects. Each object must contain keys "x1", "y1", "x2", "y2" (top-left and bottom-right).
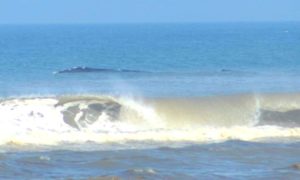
[
  {"x1": 0, "y1": 23, "x2": 300, "y2": 97},
  {"x1": 0, "y1": 23, "x2": 300, "y2": 179}
]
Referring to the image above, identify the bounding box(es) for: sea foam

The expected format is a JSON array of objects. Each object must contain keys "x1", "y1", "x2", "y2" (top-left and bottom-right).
[{"x1": 0, "y1": 93, "x2": 300, "y2": 146}]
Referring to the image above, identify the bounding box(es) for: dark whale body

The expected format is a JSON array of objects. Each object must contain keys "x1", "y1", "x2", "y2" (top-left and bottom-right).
[{"x1": 55, "y1": 66, "x2": 148, "y2": 74}]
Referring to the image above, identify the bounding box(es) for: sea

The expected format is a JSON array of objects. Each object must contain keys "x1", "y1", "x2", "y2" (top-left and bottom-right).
[{"x1": 0, "y1": 22, "x2": 300, "y2": 179}]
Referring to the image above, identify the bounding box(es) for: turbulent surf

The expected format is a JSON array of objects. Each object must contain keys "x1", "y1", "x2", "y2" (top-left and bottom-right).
[{"x1": 1, "y1": 93, "x2": 300, "y2": 146}]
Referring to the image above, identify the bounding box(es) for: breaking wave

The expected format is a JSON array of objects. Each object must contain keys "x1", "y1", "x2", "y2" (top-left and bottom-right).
[{"x1": 1, "y1": 93, "x2": 300, "y2": 146}]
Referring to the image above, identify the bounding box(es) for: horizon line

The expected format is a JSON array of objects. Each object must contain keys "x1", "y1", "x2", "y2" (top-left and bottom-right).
[{"x1": 0, "y1": 20, "x2": 299, "y2": 26}]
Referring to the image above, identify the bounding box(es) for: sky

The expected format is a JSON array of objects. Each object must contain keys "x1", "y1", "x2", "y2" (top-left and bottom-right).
[{"x1": 0, "y1": 0, "x2": 299, "y2": 24}]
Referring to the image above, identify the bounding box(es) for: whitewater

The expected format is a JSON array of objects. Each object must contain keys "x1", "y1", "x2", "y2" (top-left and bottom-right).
[{"x1": 1, "y1": 93, "x2": 300, "y2": 147}]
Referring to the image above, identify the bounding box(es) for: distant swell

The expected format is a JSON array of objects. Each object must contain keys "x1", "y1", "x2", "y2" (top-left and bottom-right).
[
  {"x1": 54, "y1": 66, "x2": 149, "y2": 74},
  {"x1": 0, "y1": 93, "x2": 300, "y2": 146}
]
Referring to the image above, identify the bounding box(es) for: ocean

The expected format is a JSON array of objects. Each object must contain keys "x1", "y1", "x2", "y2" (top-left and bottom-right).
[{"x1": 0, "y1": 22, "x2": 300, "y2": 179}]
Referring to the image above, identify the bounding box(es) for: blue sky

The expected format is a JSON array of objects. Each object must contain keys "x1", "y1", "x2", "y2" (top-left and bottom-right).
[{"x1": 0, "y1": 0, "x2": 299, "y2": 24}]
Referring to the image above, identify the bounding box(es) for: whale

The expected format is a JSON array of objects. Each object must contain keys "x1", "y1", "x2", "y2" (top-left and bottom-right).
[{"x1": 54, "y1": 66, "x2": 148, "y2": 74}]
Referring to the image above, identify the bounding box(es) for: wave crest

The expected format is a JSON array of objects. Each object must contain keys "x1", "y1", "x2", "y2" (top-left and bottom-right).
[{"x1": 1, "y1": 93, "x2": 300, "y2": 146}]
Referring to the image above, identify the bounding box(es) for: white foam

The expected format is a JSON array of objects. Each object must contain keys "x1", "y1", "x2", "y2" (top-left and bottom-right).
[{"x1": 0, "y1": 96, "x2": 299, "y2": 147}]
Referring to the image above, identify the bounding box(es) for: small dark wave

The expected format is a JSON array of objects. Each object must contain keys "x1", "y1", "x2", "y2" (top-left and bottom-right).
[
  {"x1": 220, "y1": 68, "x2": 255, "y2": 75},
  {"x1": 54, "y1": 66, "x2": 149, "y2": 74},
  {"x1": 221, "y1": 69, "x2": 235, "y2": 73},
  {"x1": 257, "y1": 109, "x2": 300, "y2": 128}
]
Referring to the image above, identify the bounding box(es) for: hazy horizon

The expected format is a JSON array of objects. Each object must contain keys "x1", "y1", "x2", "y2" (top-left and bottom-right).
[{"x1": 0, "y1": 0, "x2": 299, "y2": 24}]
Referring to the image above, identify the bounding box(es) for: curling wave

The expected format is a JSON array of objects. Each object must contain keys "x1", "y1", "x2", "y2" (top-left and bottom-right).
[{"x1": 0, "y1": 93, "x2": 300, "y2": 146}]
